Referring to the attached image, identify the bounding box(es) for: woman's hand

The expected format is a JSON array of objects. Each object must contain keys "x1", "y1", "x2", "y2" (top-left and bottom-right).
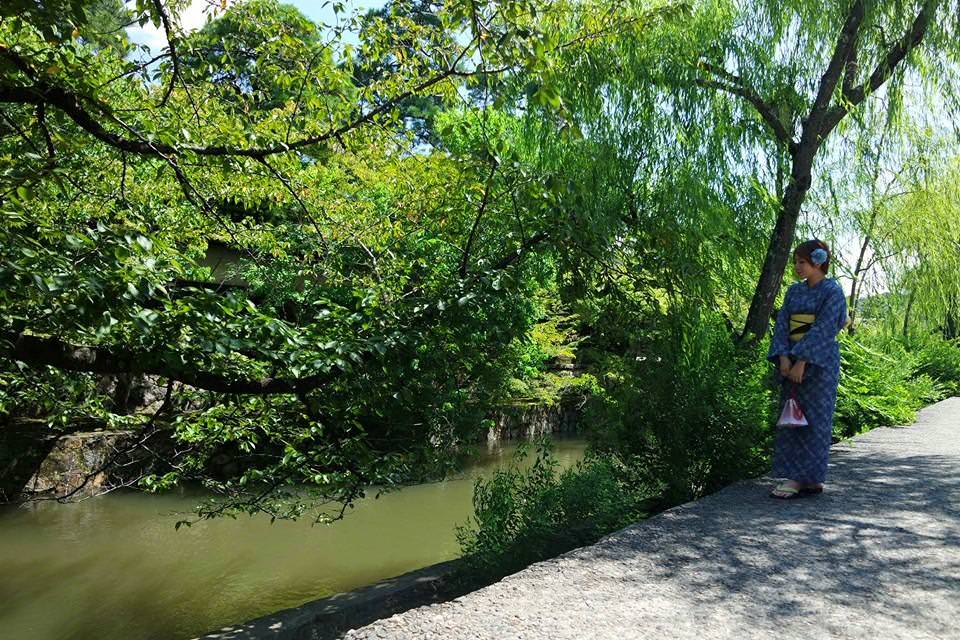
[
  {"x1": 787, "y1": 360, "x2": 807, "y2": 384},
  {"x1": 778, "y1": 355, "x2": 792, "y2": 378}
]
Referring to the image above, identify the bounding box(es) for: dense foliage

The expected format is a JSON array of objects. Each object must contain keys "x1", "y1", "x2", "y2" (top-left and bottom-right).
[
  {"x1": 456, "y1": 442, "x2": 654, "y2": 580},
  {"x1": 585, "y1": 313, "x2": 773, "y2": 503},
  {"x1": 457, "y1": 324, "x2": 960, "y2": 576},
  {"x1": 3, "y1": 0, "x2": 960, "y2": 529}
]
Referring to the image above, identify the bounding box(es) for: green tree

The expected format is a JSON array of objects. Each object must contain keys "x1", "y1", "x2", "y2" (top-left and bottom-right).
[
  {"x1": 682, "y1": 0, "x2": 959, "y2": 341},
  {"x1": 0, "y1": 0, "x2": 628, "y2": 516}
]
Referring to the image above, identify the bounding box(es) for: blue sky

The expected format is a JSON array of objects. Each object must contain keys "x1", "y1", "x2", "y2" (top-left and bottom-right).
[{"x1": 128, "y1": 0, "x2": 387, "y2": 53}]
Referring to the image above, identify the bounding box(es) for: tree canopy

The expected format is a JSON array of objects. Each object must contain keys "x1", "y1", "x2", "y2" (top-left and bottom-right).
[{"x1": 3, "y1": 0, "x2": 959, "y2": 518}]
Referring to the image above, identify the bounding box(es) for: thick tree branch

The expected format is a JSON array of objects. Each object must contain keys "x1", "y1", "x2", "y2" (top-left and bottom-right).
[
  {"x1": 490, "y1": 231, "x2": 550, "y2": 271},
  {"x1": 821, "y1": 1, "x2": 935, "y2": 136},
  {"x1": 805, "y1": 0, "x2": 865, "y2": 135},
  {"x1": 695, "y1": 63, "x2": 798, "y2": 153},
  {"x1": 840, "y1": 22, "x2": 861, "y2": 101},
  {"x1": 6, "y1": 333, "x2": 332, "y2": 395}
]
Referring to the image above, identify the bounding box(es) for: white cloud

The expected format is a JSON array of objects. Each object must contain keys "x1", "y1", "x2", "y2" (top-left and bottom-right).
[{"x1": 127, "y1": 0, "x2": 217, "y2": 55}]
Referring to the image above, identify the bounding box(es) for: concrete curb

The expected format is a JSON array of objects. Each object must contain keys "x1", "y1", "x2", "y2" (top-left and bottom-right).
[{"x1": 197, "y1": 559, "x2": 467, "y2": 640}]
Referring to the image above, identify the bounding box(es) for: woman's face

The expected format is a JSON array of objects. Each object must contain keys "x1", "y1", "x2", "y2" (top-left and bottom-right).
[{"x1": 794, "y1": 255, "x2": 818, "y2": 280}]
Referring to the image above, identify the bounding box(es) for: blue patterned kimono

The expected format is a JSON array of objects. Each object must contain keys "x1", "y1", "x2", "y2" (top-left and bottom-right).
[{"x1": 767, "y1": 278, "x2": 848, "y2": 484}]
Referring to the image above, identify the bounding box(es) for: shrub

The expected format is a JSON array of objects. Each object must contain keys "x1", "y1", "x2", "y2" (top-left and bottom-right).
[
  {"x1": 585, "y1": 312, "x2": 772, "y2": 504},
  {"x1": 456, "y1": 441, "x2": 654, "y2": 581},
  {"x1": 835, "y1": 332, "x2": 947, "y2": 438},
  {"x1": 912, "y1": 336, "x2": 960, "y2": 395}
]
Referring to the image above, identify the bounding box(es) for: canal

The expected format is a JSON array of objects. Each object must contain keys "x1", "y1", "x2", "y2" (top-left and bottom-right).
[{"x1": 0, "y1": 438, "x2": 587, "y2": 640}]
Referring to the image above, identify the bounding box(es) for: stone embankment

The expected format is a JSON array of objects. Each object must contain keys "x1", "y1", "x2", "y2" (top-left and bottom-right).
[
  {"x1": 487, "y1": 401, "x2": 580, "y2": 442},
  {"x1": 198, "y1": 397, "x2": 960, "y2": 639},
  {"x1": 1, "y1": 424, "x2": 173, "y2": 501}
]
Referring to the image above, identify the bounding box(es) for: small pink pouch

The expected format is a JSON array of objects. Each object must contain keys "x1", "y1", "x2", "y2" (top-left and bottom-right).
[{"x1": 777, "y1": 387, "x2": 808, "y2": 428}]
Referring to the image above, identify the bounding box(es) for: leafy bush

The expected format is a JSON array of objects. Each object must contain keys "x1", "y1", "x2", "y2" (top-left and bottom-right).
[
  {"x1": 456, "y1": 441, "x2": 654, "y2": 581},
  {"x1": 586, "y1": 312, "x2": 772, "y2": 504},
  {"x1": 457, "y1": 322, "x2": 958, "y2": 584},
  {"x1": 911, "y1": 336, "x2": 960, "y2": 395},
  {"x1": 835, "y1": 332, "x2": 947, "y2": 438}
]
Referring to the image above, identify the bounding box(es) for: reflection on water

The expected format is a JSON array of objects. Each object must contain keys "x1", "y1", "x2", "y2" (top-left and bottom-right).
[{"x1": 0, "y1": 438, "x2": 586, "y2": 640}]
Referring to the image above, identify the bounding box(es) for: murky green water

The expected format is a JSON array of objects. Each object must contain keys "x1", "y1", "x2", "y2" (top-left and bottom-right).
[{"x1": 0, "y1": 438, "x2": 586, "y2": 640}]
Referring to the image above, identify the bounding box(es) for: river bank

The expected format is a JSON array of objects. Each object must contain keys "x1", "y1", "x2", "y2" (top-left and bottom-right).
[
  {"x1": 341, "y1": 397, "x2": 960, "y2": 640},
  {"x1": 2, "y1": 396, "x2": 582, "y2": 504}
]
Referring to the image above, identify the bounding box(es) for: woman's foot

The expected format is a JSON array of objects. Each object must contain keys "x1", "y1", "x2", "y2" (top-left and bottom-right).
[
  {"x1": 769, "y1": 480, "x2": 802, "y2": 499},
  {"x1": 769, "y1": 480, "x2": 824, "y2": 499}
]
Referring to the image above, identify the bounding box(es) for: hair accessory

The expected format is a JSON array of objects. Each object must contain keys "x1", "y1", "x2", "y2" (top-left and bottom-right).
[{"x1": 810, "y1": 248, "x2": 828, "y2": 265}]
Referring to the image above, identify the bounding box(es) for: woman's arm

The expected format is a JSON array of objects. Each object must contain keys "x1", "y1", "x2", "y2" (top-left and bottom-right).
[
  {"x1": 789, "y1": 282, "x2": 848, "y2": 370},
  {"x1": 767, "y1": 287, "x2": 793, "y2": 369}
]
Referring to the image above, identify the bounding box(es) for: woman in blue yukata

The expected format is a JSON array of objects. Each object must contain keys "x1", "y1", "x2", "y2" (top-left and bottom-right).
[{"x1": 767, "y1": 239, "x2": 848, "y2": 499}]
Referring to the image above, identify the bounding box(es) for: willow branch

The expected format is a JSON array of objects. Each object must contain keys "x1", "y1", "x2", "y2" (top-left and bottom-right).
[
  {"x1": 840, "y1": 21, "x2": 861, "y2": 101},
  {"x1": 695, "y1": 63, "x2": 798, "y2": 153},
  {"x1": 821, "y1": 0, "x2": 934, "y2": 136},
  {"x1": 806, "y1": 0, "x2": 865, "y2": 132}
]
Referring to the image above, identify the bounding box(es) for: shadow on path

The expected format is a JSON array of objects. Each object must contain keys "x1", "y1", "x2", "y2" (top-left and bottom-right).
[{"x1": 343, "y1": 399, "x2": 960, "y2": 639}]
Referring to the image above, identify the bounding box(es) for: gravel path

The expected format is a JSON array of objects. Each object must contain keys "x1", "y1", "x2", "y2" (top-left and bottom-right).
[{"x1": 344, "y1": 397, "x2": 960, "y2": 640}]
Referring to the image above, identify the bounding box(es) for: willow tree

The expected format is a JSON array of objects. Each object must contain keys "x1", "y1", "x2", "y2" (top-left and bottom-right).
[
  {"x1": 881, "y1": 162, "x2": 960, "y2": 337},
  {"x1": 797, "y1": 101, "x2": 953, "y2": 333},
  {"x1": 681, "y1": 0, "x2": 960, "y2": 341}
]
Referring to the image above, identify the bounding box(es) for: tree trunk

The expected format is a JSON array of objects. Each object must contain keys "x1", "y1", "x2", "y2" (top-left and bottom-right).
[
  {"x1": 734, "y1": 0, "x2": 933, "y2": 344},
  {"x1": 903, "y1": 289, "x2": 916, "y2": 337},
  {"x1": 847, "y1": 215, "x2": 877, "y2": 334},
  {"x1": 740, "y1": 150, "x2": 817, "y2": 343},
  {"x1": 945, "y1": 295, "x2": 958, "y2": 340},
  {"x1": 946, "y1": 312, "x2": 958, "y2": 340}
]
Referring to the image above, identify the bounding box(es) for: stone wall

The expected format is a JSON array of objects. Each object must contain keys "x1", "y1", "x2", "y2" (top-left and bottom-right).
[
  {"x1": 3, "y1": 396, "x2": 582, "y2": 502},
  {"x1": 486, "y1": 400, "x2": 581, "y2": 443},
  {"x1": 199, "y1": 559, "x2": 472, "y2": 640},
  {"x1": 1, "y1": 426, "x2": 173, "y2": 502},
  {"x1": 25, "y1": 430, "x2": 137, "y2": 497},
  {"x1": 0, "y1": 422, "x2": 61, "y2": 502}
]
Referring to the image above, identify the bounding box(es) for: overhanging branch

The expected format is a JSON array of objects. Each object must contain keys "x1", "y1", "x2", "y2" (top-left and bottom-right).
[
  {"x1": 695, "y1": 63, "x2": 798, "y2": 154},
  {"x1": 6, "y1": 226, "x2": 552, "y2": 394},
  {"x1": 0, "y1": 41, "x2": 477, "y2": 160},
  {"x1": 821, "y1": 0, "x2": 935, "y2": 136},
  {"x1": 7, "y1": 333, "x2": 331, "y2": 395}
]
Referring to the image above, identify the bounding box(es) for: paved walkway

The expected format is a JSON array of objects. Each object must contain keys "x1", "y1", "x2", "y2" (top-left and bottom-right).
[{"x1": 344, "y1": 397, "x2": 960, "y2": 639}]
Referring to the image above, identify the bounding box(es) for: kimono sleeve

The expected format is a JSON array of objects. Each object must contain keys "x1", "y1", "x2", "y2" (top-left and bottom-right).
[
  {"x1": 767, "y1": 286, "x2": 793, "y2": 364},
  {"x1": 790, "y1": 282, "x2": 847, "y2": 369}
]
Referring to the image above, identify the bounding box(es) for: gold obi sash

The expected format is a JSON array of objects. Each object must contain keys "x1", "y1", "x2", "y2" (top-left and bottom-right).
[{"x1": 789, "y1": 314, "x2": 815, "y2": 342}]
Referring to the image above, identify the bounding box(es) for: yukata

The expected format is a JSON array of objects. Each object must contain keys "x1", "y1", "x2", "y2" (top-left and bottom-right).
[{"x1": 767, "y1": 278, "x2": 848, "y2": 484}]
